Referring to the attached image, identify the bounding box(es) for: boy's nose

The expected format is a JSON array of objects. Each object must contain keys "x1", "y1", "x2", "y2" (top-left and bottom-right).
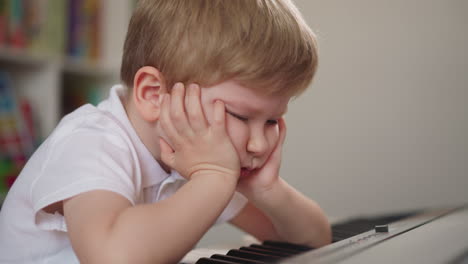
[{"x1": 246, "y1": 131, "x2": 269, "y2": 157}]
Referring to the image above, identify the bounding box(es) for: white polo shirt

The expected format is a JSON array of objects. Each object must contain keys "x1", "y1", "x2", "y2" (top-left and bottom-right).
[{"x1": 0, "y1": 85, "x2": 247, "y2": 264}]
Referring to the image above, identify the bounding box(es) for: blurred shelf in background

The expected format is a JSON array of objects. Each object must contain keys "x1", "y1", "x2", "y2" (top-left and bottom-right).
[
  {"x1": 0, "y1": 0, "x2": 135, "y2": 199},
  {"x1": 0, "y1": 46, "x2": 118, "y2": 76}
]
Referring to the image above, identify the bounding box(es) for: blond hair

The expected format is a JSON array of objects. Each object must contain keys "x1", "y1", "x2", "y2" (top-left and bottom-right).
[{"x1": 121, "y1": 0, "x2": 318, "y2": 97}]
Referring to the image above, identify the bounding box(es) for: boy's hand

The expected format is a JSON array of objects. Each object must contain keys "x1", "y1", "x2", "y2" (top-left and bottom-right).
[
  {"x1": 159, "y1": 83, "x2": 240, "y2": 182},
  {"x1": 237, "y1": 118, "x2": 287, "y2": 198}
]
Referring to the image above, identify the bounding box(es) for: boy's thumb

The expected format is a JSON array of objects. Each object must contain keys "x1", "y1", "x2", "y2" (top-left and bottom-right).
[{"x1": 159, "y1": 138, "x2": 175, "y2": 166}]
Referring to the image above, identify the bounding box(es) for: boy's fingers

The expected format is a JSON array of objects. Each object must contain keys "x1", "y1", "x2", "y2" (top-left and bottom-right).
[
  {"x1": 170, "y1": 83, "x2": 193, "y2": 137},
  {"x1": 186, "y1": 84, "x2": 208, "y2": 132},
  {"x1": 269, "y1": 117, "x2": 287, "y2": 159},
  {"x1": 159, "y1": 138, "x2": 175, "y2": 168},
  {"x1": 277, "y1": 117, "x2": 287, "y2": 145},
  {"x1": 212, "y1": 100, "x2": 227, "y2": 134},
  {"x1": 160, "y1": 94, "x2": 183, "y2": 148}
]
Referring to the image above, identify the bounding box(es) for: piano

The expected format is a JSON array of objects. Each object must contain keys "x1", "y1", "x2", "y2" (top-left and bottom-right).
[{"x1": 183, "y1": 205, "x2": 468, "y2": 264}]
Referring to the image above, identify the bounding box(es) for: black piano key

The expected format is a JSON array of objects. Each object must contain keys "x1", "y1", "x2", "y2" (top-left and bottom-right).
[
  {"x1": 263, "y1": 240, "x2": 313, "y2": 252},
  {"x1": 196, "y1": 257, "x2": 238, "y2": 264},
  {"x1": 249, "y1": 244, "x2": 303, "y2": 255},
  {"x1": 211, "y1": 254, "x2": 269, "y2": 264},
  {"x1": 227, "y1": 249, "x2": 281, "y2": 262},
  {"x1": 239, "y1": 246, "x2": 292, "y2": 258}
]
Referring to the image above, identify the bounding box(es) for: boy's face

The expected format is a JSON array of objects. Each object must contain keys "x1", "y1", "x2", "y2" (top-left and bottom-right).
[{"x1": 200, "y1": 81, "x2": 290, "y2": 178}]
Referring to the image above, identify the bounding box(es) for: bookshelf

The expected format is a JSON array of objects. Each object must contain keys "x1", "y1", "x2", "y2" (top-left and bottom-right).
[
  {"x1": 0, "y1": 0, "x2": 134, "y2": 198},
  {"x1": 1, "y1": 0, "x2": 133, "y2": 136}
]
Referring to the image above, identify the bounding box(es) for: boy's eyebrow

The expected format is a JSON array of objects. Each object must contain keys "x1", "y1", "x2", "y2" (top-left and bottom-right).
[{"x1": 224, "y1": 100, "x2": 288, "y2": 118}]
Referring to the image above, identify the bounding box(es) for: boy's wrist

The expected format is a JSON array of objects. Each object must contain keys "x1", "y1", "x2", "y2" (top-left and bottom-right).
[
  {"x1": 242, "y1": 177, "x2": 287, "y2": 206},
  {"x1": 190, "y1": 170, "x2": 239, "y2": 191}
]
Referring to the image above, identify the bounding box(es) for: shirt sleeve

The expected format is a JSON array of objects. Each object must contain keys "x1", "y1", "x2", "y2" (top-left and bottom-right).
[
  {"x1": 31, "y1": 129, "x2": 139, "y2": 231},
  {"x1": 215, "y1": 191, "x2": 248, "y2": 225}
]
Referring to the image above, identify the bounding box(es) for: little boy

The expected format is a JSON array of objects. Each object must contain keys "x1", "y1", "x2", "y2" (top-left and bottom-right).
[{"x1": 0, "y1": 0, "x2": 331, "y2": 263}]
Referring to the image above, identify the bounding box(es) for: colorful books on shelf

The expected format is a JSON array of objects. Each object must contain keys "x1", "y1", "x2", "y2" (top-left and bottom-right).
[
  {"x1": 67, "y1": 0, "x2": 101, "y2": 61},
  {"x1": 0, "y1": 71, "x2": 38, "y2": 198},
  {"x1": 0, "y1": 0, "x2": 101, "y2": 62}
]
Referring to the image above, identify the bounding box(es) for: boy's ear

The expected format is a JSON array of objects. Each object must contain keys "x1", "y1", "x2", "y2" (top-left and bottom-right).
[{"x1": 132, "y1": 66, "x2": 167, "y2": 122}]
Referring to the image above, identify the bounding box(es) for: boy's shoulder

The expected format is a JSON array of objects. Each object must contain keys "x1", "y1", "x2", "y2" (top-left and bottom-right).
[
  {"x1": 50, "y1": 85, "x2": 132, "y2": 148},
  {"x1": 51, "y1": 105, "x2": 126, "y2": 146}
]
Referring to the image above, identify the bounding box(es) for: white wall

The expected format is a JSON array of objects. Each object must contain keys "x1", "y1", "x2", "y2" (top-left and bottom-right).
[{"x1": 198, "y1": 0, "x2": 468, "y2": 247}]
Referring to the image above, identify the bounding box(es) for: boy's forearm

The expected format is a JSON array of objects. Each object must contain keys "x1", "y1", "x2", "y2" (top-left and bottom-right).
[
  {"x1": 247, "y1": 178, "x2": 332, "y2": 248},
  {"x1": 107, "y1": 174, "x2": 237, "y2": 263}
]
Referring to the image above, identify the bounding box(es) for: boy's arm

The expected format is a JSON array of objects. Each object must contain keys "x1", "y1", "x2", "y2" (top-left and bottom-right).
[
  {"x1": 64, "y1": 173, "x2": 236, "y2": 264},
  {"x1": 230, "y1": 179, "x2": 332, "y2": 248},
  {"x1": 65, "y1": 83, "x2": 240, "y2": 263}
]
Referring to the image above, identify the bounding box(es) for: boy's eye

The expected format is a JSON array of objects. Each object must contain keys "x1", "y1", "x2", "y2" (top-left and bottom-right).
[
  {"x1": 227, "y1": 110, "x2": 248, "y2": 122},
  {"x1": 266, "y1": 119, "x2": 278, "y2": 125},
  {"x1": 226, "y1": 109, "x2": 278, "y2": 125}
]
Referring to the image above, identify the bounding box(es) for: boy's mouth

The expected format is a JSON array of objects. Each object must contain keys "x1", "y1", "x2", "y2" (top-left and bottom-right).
[{"x1": 240, "y1": 167, "x2": 255, "y2": 178}]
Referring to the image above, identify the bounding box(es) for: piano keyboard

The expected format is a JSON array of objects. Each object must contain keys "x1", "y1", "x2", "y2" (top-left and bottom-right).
[
  {"x1": 191, "y1": 210, "x2": 420, "y2": 263},
  {"x1": 195, "y1": 241, "x2": 312, "y2": 264}
]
